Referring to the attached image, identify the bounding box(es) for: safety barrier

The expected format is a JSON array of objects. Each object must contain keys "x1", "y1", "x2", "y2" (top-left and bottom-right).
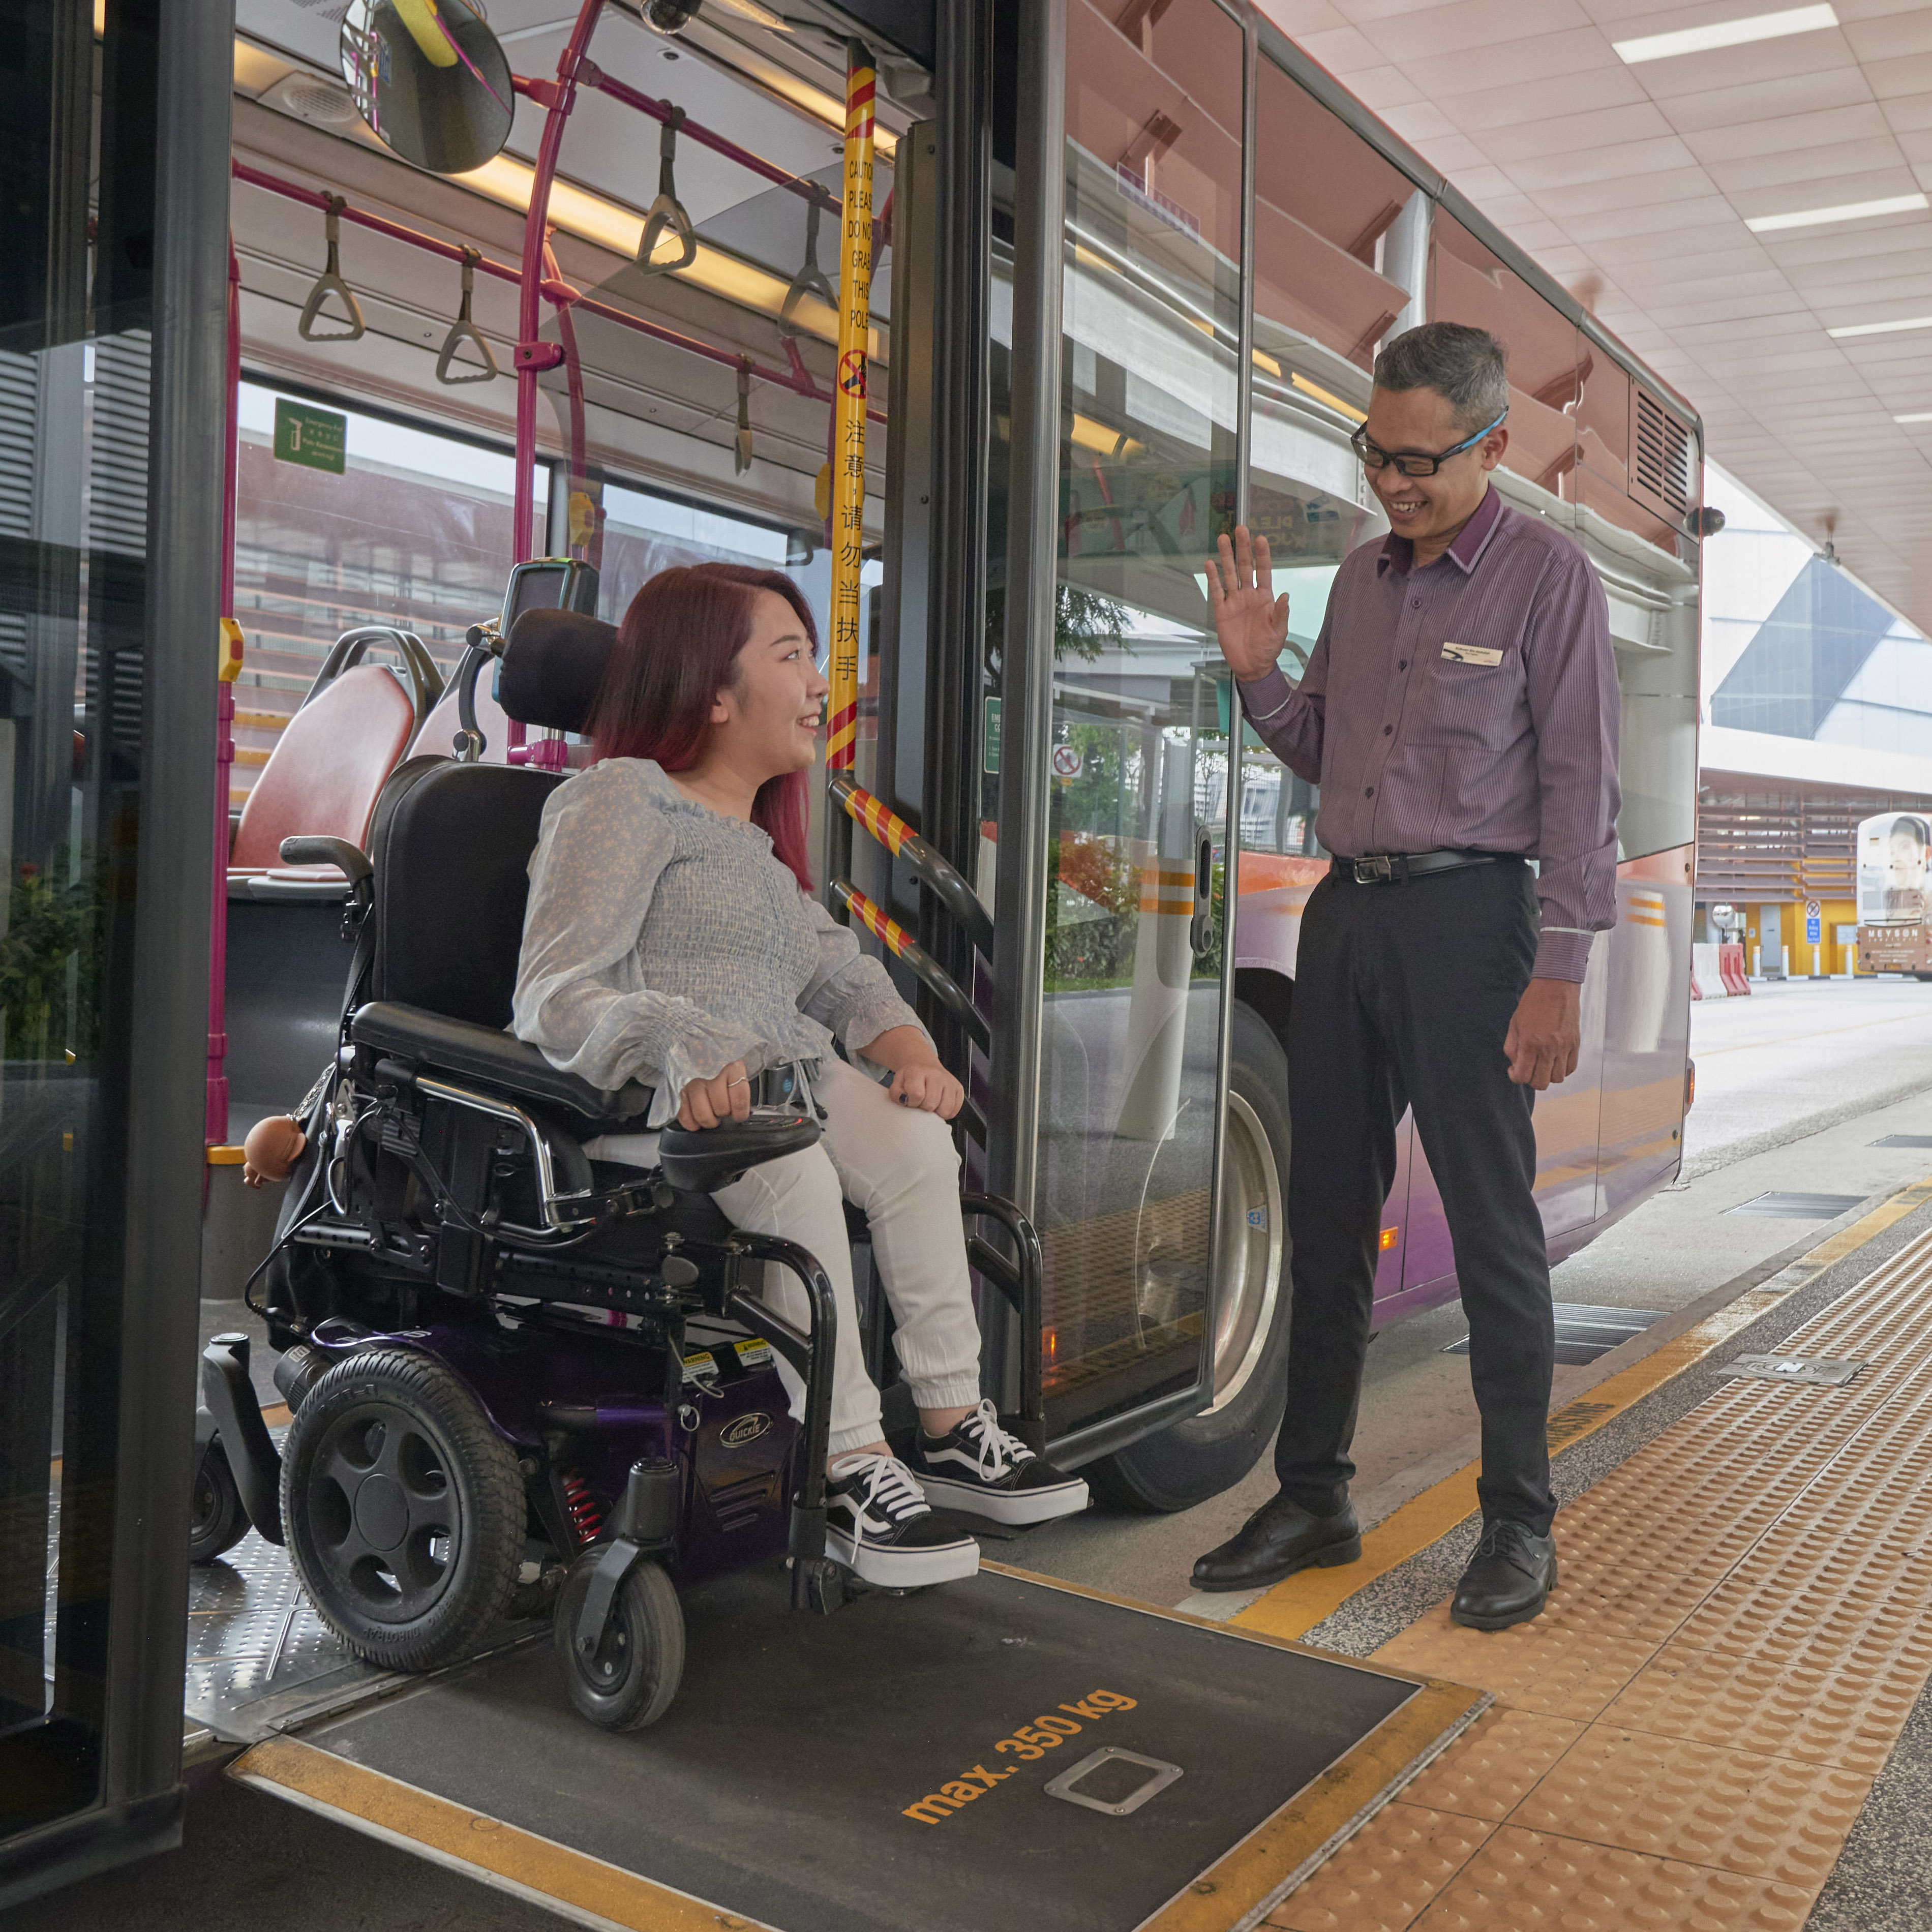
[{"x1": 1689, "y1": 941, "x2": 1751, "y2": 1002}]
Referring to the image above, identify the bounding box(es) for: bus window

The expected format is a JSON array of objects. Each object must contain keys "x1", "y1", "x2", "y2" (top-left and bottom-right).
[
  {"x1": 1028, "y1": 0, "x2": 1245, "y2": 1438},
  {"x1": 1243, "y1": 54, "x2": 1396, "y2": 878},
  {"x1": 1251, "y1": 56, "x2": 1417, "y2": 373},
  {"x1": 1429, "y1": 214, "x2": 1580, "y2": 501},
  {"x1": 230, "y1": 382, "x2": 548, "y2": 804}
]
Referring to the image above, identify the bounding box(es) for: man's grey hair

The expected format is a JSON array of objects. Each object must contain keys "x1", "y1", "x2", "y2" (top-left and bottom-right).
[{"x1": 1372, "y1": 322, "x2": 1509, "y2": 436}]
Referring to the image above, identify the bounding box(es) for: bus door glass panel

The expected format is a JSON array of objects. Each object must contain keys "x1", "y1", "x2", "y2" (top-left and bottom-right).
[
  {"x1": 1429, "y1": 216, "x2": 1578, "y2": 503},
  {"x1": 1247, "y1": 51, "x2": 1410, "y2": 1290},
  {"x1": 1251, "y1": 56, "x2": 1415, "y2": 374},
  {"x1": 1590, "y1": 380, "x2": 1700, "y2": 1223},
  {"x1": 1036, "y1": 0, "x2": 1243, "y2": 1438},
  {"x1": 3, "y1": 0, "x2": 158, "y2": 1844}
]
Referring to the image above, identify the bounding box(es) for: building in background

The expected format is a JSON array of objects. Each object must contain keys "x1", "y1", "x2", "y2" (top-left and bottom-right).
[{"x1": 1697, "y1": 465, "x2": 1932, "y2": 977}]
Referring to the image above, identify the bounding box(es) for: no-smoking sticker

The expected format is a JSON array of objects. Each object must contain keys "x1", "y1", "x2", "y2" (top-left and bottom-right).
[{"x1": 1051, "y1": 744, "x2": 1083, "y2": 779}]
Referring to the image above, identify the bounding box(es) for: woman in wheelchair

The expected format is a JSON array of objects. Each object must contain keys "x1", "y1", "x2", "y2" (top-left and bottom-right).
[{"x1": 511, "y1": 562, "x2": 1088, "y2": 1588}]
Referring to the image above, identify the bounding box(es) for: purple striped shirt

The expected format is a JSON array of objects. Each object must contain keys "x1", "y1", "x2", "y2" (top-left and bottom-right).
[{"x1": 1239, "y1": 486, "x2": 1619, "y2": 982}]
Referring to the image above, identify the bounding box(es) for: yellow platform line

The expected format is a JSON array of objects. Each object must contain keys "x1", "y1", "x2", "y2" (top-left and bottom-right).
[
  {"x1": 230, "y1": 1735, "x2": 772, "y2": 1932},
  {"x1": 1233, "y1": 1174, "x2": 1932, "y2": 1644}
]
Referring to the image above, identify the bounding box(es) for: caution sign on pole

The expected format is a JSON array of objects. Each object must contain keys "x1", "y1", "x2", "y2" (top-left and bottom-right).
[{"x1": 826, "y1": 38, "x2": 875, "y2": 790}]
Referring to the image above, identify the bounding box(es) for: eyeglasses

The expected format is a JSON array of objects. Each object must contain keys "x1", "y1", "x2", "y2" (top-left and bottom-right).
[{"x1": 1350, "y1": 410, "x2": 1507, "y2": 478}]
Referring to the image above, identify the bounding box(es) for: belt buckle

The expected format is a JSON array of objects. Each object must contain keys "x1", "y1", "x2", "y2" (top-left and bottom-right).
[{"x1": 1352, "y1": 855, "x2": 1395, "y2": 884}]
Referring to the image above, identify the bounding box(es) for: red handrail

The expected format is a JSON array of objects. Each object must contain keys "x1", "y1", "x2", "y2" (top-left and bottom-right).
[
  {"x1": 229, "y1": 159, "x2": 852, "y2": 407},
  {"x1": 572, "y1": 62, "x2": 841, "y2": 212}
]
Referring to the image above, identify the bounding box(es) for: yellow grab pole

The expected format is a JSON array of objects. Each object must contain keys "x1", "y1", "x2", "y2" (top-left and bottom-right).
[{"x1": 825, "y1": 38, "x2": 875, "y2": 803}]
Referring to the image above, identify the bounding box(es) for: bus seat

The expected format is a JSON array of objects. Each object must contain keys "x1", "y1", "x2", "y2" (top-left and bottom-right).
[
  {"x1": 229, "y1": 663, "x2": 417, "y2": 872},
  {"x1": 304, "y1": 625, "x2": 441, "y2": 735}
]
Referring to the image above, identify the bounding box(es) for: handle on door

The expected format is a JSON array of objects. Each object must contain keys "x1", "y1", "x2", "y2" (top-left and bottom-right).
[{"x1": 1189, "y1": 832, "x2": 1216, "y2": 957}]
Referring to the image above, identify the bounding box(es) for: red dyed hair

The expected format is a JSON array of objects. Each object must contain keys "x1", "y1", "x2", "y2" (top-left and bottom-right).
[{"x1": 589, "y1": 561, "x2": 818, "y2": 890}]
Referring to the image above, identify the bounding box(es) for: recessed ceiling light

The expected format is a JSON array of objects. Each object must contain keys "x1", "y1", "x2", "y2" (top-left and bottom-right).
[
  {"x1": 1829, "y1": 315, "x2": 1932, "y2": 339},
  {"x1": 1747, "y1": 193, "x2": 1928, "y2": 233},
  {"x1": 1613, "y1": 4, "x2": 1837, "y2": 66},
  {"x1": 1896, "y1": 412, "x2": 1932, "y2": 424}
]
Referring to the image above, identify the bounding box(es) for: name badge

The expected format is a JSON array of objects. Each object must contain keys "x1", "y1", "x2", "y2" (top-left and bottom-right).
[{"x1": 1440, "y1": 641, "x2": 1503, "y2": 666}]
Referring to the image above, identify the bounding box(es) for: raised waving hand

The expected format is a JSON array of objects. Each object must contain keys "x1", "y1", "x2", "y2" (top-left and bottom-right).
[{"x1": 1204, "y1": 525, "x2": 1290, "y2": 683}]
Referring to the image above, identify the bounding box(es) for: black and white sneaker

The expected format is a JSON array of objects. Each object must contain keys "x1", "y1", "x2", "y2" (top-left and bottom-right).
[
  {"x1": 824, "y1": 1453, "x2": 980, "y2": 1588},
  {"x1": 913, "y1": 1400, "x2": 1090, "y2": 1526}
]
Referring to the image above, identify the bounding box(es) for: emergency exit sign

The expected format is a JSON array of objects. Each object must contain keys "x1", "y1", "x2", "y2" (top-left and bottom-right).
[{"x1": 274, "y1": 399, "x2": 346, "y2": 474}]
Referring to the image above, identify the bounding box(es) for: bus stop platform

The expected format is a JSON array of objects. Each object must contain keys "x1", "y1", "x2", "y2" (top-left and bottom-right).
[{"x1": 1209, "y1": 1179, "x2": 1932, "y2": 1931}]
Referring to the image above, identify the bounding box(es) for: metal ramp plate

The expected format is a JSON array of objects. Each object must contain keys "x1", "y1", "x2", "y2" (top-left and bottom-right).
[{"x1": 229, "y1": 1560, "x2": 1484, "y2": 1932}]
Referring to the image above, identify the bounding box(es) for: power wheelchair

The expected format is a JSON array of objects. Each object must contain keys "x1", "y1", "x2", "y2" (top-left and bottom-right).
[{"x1": 193, "y1": 606, "x2": 1043, "y2": 1732}]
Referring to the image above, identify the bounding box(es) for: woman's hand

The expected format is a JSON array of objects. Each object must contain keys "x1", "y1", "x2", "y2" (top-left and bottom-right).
[
  {"x1": 676, "y1": 1059, "x2": 752, "y2": 1130},
  {"x1": 1204, "y1": 526, "x2": 1291, "y2": 683},
  {"x1": 888, "y1": 1058, "x2": 964, "y2": 1120}
]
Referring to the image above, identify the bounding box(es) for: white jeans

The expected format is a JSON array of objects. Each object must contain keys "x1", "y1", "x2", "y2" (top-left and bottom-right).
[{"x1": 591, "y1": 1056, "x2": 983, "y2": 1457}]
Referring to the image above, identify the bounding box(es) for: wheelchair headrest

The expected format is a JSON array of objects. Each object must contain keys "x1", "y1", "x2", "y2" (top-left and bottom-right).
[{"x1": 499, "y1": 608, "x2": 616, "y2": 736}]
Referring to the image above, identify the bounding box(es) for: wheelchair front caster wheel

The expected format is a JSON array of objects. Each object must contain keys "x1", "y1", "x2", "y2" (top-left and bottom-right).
[
  {"x1": 554, "y1": 1551, "x2": 685, "y2": 1731},
  {"x1": 189, "y1": 1438, "x2": 249, "y2": 1564}
]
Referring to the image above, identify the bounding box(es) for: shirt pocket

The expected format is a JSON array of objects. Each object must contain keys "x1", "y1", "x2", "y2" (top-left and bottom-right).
[{"x1": 1408, "y1": 648, "x2": 1521, "y2": 750}]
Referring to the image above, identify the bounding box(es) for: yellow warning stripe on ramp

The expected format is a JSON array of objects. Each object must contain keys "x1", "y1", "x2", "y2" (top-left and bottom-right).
[
  {"x1": 1233, "y1": 1175, "x2": 1932, "y2": 1644},
  {"x1": 229, "y1": 1735, "x2": 772, "y2": 1932}
]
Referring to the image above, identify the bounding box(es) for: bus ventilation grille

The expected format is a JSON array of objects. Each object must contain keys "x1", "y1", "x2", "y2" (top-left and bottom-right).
[{"x1": 1632, "y1": 385, "x2": 1693, "y2": 519}]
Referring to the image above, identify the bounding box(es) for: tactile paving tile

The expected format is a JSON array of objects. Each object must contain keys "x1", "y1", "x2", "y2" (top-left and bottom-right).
[
  {"x1": 1398, "y1": 1708, "x2": 1583, "y2": 1823},
  {"x1": 1376, "y1": 1616, "x2": 1658, "y2": 1724},
  {"x1": 1264, "y1": 1218, "x2": 1932, "y2": 1927},
  {"x1": 1408, "y1": 1827, "x2": 1812, "y2": 1931},
  {"x1": 1506, "y1": 1728, "x2": 1869, "y2": 1886},
  {"x1": 1264, "y1": 1801, "x2": 1491, "y2": 1932}
]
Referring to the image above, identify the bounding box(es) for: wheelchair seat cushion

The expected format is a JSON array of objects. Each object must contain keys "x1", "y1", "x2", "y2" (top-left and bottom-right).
[{"x1": 350, "y1": 1000, "x2": 654, "y2": 1129}]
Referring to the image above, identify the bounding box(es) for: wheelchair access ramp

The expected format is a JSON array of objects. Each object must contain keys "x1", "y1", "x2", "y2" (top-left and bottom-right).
[{"x1": 227, "y1": 1561, "x2": 1483, "y2": 1932}]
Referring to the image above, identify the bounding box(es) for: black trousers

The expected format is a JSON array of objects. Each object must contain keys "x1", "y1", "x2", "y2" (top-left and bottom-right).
[{"x1": 1275, "y1": 858, "x2": 1556, "y2": 1534}]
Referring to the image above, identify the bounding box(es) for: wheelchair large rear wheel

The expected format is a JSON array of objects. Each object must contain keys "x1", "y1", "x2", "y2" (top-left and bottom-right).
[
  {"x1": 554, "y1": 1551, "x2": 685, "y2": 1731},
  {"x1": 281, "y1": 1346, "x2": 524, "y2": 1671}
]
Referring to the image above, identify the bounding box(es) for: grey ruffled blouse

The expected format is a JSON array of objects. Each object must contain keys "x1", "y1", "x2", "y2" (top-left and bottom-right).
[{"x1": 511, "y1": 757, "x2": 927, "y2": 1127}]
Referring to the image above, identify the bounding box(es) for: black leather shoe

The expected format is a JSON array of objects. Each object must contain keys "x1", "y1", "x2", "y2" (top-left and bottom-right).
[
  {"x1": 1451, "y1": 1519, "x2": 1557, "y2": 1629},
  {"x1": 1190, "y1": 1494, "x2": 1362, "y2": 1592}
]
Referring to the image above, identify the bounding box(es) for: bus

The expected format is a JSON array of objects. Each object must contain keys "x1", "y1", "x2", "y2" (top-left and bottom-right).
[
  {"x1": 1856, "y1": 810, "x2": 1932, "y2": 978},
  {"x1": 204, "y1": 0, "x2": 1703, "y2": 1507},
  {"x1": 2, "y1": 0, "x2": 1712, "y2": 1896}
]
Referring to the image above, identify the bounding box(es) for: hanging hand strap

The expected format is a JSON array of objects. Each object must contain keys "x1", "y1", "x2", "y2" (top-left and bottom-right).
[
  {"x1": 735, "y1": 358, "x2": 754, "y2": 475},
  {"x1": 778, "y1": 197, "x2": 836, "y2": 339},
  {"x1": 636, "y1": 107, "x2": 697, "y2": 276},
  {"x1": 298, "y1": 195, "x2": 367, "y2": 343},
  {"x1": 435, "y1": 249, "x2": 498, "y2": 385}
]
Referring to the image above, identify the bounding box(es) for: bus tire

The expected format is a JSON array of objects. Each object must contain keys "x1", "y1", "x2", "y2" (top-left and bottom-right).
[{"x1": 1086, "y1": 1000, "x2": 1293, "y2": 1514}]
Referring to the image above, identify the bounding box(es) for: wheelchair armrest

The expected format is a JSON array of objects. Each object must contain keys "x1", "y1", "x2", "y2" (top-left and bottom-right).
[
  {"x1": 349, "y1": 1000, "x2": 654, "y2": 1130},
  {"x1": 280, "y1": 835, "x2": 373, "y2": 889},
  {"x1": 658, "y1": 1111, "x2": 821, "y2": 1194}
]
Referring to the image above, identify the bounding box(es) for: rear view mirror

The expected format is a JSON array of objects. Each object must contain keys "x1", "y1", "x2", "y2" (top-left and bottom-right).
[{"x1": 341, "y1": 0, "x2": 515, "y2": 176}]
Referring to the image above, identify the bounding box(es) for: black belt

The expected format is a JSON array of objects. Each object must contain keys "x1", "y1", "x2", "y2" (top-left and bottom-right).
[{"x1": 1331, "y1": 850, "x2": 1501, "y2": 886}]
